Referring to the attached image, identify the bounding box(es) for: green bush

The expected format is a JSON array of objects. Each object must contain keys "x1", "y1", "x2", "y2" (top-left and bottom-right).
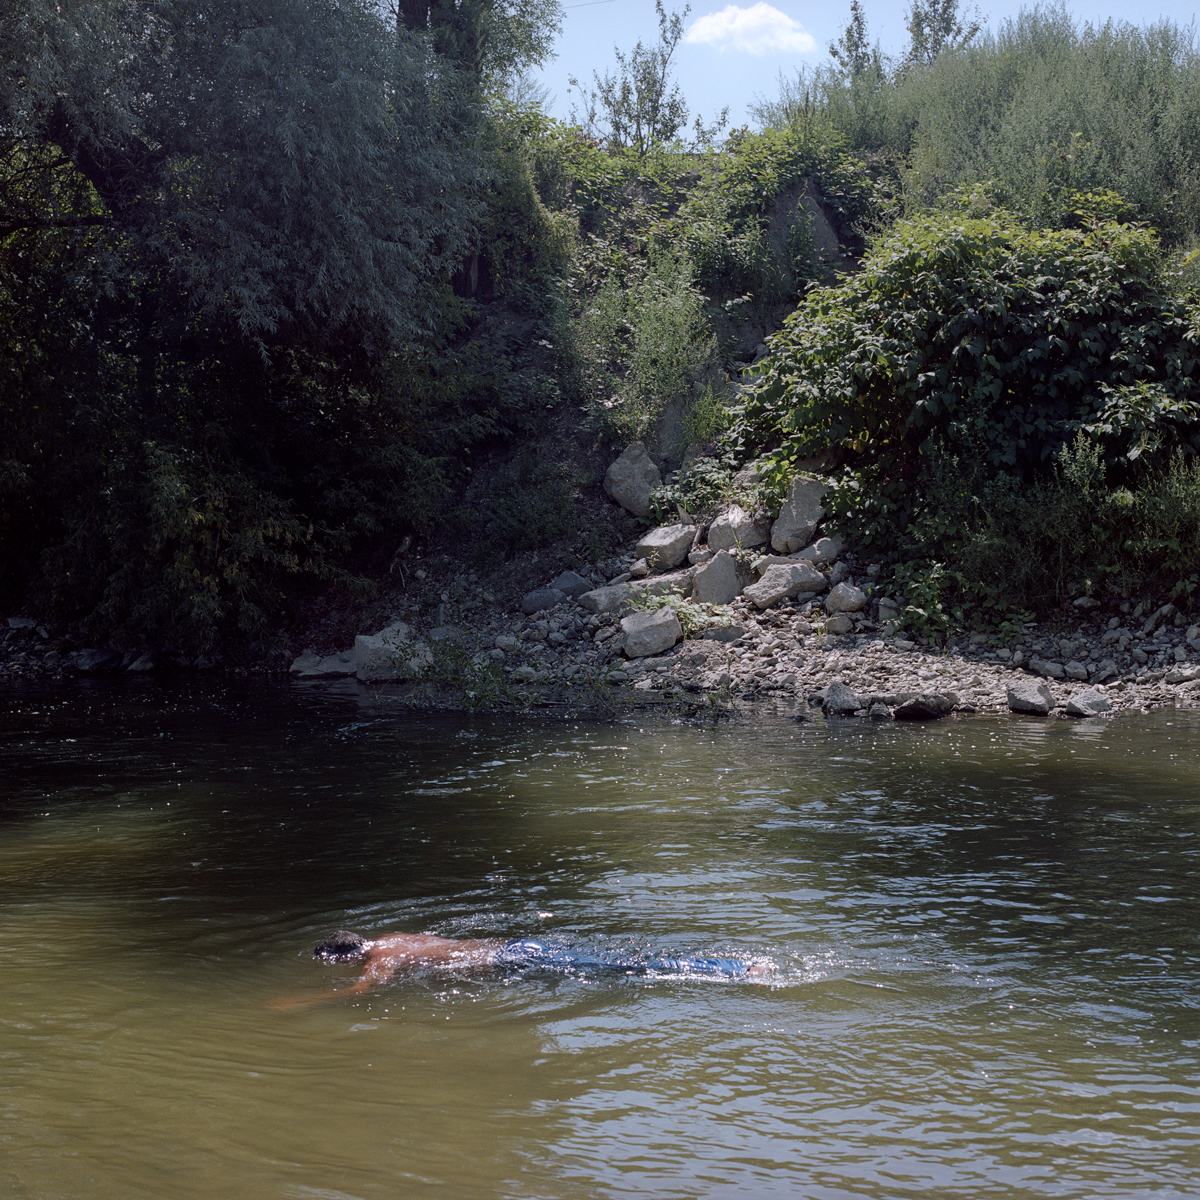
[
  {"x1": 574, "y1": 254, "x2": 715, "y2": 444},
  {"x1": 648, "y1": 452, "x2": 738, "y2": 522},
  {"x1": 736, "y1": 195, "x2": 1200, "y2": 625},
  {"x1": 743, "y1": 195, "x2": 1200, "y2": 497},
  {"x1": 871, "y1": 435, "x2": 1200, "y2": 635}
]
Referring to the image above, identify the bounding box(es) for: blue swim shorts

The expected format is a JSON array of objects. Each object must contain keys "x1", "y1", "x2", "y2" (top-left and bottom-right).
[{"x1": 497, "y1": 938, "x2": 751, "y2": 977}]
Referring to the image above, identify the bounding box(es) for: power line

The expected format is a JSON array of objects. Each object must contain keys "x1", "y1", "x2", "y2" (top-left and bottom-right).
[{"x1": 563, "y1": 0, "x2": 624, "y2": 8}]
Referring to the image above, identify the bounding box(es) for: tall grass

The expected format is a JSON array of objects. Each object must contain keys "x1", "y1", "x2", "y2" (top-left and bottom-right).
[{"x1": 573, "y1": 254, "x2": 716, "y2": 445}]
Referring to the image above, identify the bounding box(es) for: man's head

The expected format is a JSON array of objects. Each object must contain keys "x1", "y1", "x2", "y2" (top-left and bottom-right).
[{"x1": 314, "y1": 930, "x2": 369, "y2": 963}]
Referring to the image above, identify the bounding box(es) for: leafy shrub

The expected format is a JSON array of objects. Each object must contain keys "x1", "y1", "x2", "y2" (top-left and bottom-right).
[
  {"x1": 851, "y1": 433, "x2": 1200, "y2": 636},
  {"x1": 743, "y1": 195, "x2": 1200, "y2": 497},
  {"x1": 737, "y1": 195, "x2": 1200, "y2": 625},
  {"x1": 682, "y1": 383, "x2": 732, "y2": 447},
  {"x1": 648, "y1": 452, "x2": 738, "y2": 522},
  {"x1": 34, "y1": 441, "x2": 334, "y2": 653}
]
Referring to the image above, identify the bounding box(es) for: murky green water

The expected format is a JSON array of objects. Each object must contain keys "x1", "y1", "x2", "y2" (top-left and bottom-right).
[{"x1": 2, "y1": 679, "x2": 1198, "y2": 1199}]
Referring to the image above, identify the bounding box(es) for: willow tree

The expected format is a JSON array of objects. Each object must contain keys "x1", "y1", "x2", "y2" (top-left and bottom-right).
[
  {"x1": 0, "y1": 0, "x2": 487, "y2": 645},
  {"x1": 4, "y1": 0, "x2": 484, "y2": 354}
]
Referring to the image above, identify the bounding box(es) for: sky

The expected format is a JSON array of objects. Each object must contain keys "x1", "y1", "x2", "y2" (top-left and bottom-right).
[{"x1": 530, "y1": 0, "x2": 1200, "y2": 129}]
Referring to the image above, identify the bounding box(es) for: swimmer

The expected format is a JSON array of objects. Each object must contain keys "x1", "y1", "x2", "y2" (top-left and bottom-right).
[{"x1": 270, "y1": 929, "x2": 769, "y2": 1009}]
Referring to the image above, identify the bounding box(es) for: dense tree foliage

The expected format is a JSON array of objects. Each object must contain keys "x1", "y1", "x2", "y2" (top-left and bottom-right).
[
  {"x1": 4, "y1": 0, "x2": 483, "y2": 348},
  {"x1": 398, "y1": 0, "x2": 562, "y2": 87},
  {"x1": 0, "y1": 0, "x2": 537, "y2": 650}
]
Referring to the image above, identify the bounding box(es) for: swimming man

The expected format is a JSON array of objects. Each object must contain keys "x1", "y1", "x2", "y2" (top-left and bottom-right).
[{"x1": 304, "y1": 929, "x2": 767, "y2": 1000}]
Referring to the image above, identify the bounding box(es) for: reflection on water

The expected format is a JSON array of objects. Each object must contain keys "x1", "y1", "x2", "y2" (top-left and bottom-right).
[{"x1": 1, "y1": 678, "x2": 1199, "y2": 1199}]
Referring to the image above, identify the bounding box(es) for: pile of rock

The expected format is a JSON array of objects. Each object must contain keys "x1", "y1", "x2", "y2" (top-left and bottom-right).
[
  {"x1": 6, "y1": 442, "x2": 1200, "y2": 723},
  {"x1": 0, "y1": 617, "x2": 200, "y2": 679}
]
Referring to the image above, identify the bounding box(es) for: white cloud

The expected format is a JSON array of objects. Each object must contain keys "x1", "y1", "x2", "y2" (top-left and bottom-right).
[{"x1": 685, "y1": 3, "x2": 817, "y2": 55}]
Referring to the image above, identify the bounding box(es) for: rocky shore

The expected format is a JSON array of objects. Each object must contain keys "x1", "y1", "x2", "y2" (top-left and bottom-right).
[
  {"x1": 5, "y1": 561, "x2": 1199, "y2": 721},
  {"x1": 281, "y1": 550, "x2": 1199, "y2": 721},
  {"x1": 5, "y1": 450, "x2": 1200, "y2": 722}
]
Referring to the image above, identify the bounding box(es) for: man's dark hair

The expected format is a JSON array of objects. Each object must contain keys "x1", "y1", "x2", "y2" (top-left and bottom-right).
[{"x1": 314, "y1": 930, "x2": 368, "y2": 962}]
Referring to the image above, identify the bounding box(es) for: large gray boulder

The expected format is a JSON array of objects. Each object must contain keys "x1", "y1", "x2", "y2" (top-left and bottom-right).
[
  {"x1": 603, "y1": 443, "x2": 661, "y2": 518},
  {"x1": 701, "y1": 624, "x2": 745, "y2": 643},
  {"x1": 355, "y1": 621, "x2": 431, "y2": 683},
  {"x1": 743, "y1": 562, "x2": 827, "y2": 609},
  {"x1": 1028, "y1": 657, "x2": 1066, "y2": 680},
  {"x1": 578, "y1": 583, "x2": 633, "y2": 615},
  {"x1": 750, "y1": 553, "x2": 803, "y2": 575},
  {"x1": 548, "y1": 570, "x2": 594, "y2": 599},
  {"x1": 691, "y1": 550, "x2": 742, "y2": 606},
  {"x1": 825, "y1": 582, "x2": 867, "y2": 614},
  {"x1": 822, "y1": 680, "x2": 862, "y2": 714},
  {"x1": 894, "y1": 692, "x2": 954, "y2": 720},
  {"x1": 1007, "y1": 679, "x2": 1057, "y2": 715},
  {"x1": 75, "y1": 648, "x2": 121, "y2": 672},
  {"x1": 770, "y1": 475, "x2": 826, "y2": 553},
  {"x1": 795, "y1": 535, "x2": 844, "y2": 566},
  {"x1": 290, "y1": 650, "x2": 357, "y2": 679},
  {"x1": 620, "y1": 608, "x2": 683, "y2": 658},
  {"x1": 635, "y1": 523, "x2": 695, "y2": 571},
  {"x1": 632, "y1": 568, "x2": 694, "y2": 599},
  {"x1": 1065, "y1": 687, "x2": 1111, "y2": 716},
  {"x1": 707, "y1": 504, "x2": 770, "y2": 552}
]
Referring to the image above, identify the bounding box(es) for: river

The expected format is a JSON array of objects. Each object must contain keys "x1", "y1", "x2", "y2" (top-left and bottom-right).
[{"x1": 1, "y1": 678, "x2": 1198, "y2": 1198}]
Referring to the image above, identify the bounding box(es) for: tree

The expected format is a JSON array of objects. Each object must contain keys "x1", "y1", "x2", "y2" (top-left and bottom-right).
[
  {"x1": 4, "y1": 0, "x2": 484, "y2": 354},
  {"x1": 901, "y1": 0, "x2": 982, "y2": 69},
  {"x1": 828, "y1": 0, "x2": 884, "y2": 79},
  {"x1": 0, "y1": 0, "x2": 490, "y2": 644},
  {"x1": 396, "y1": 0, "x2": 562, "y2": 87},
  {"x1": 568, "y1": 1, "x2": 725, "y2": 157}
]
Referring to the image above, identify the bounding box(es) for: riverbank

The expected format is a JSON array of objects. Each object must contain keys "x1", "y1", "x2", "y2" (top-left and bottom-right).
[{"x1": 8, "y1": 531, "x2": 1198, "y2": 723}]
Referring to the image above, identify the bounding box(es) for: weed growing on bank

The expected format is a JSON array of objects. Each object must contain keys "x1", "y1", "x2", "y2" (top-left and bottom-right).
[
  {"x1": 573, "y1": 254, "x2": 716, "y2": 444},
  {"x1": 628, "y1": 588, "x2": 726, "y2": 636},
  {"x1": 415, "y1": 638, "x2": 522, "y2": 712}
]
